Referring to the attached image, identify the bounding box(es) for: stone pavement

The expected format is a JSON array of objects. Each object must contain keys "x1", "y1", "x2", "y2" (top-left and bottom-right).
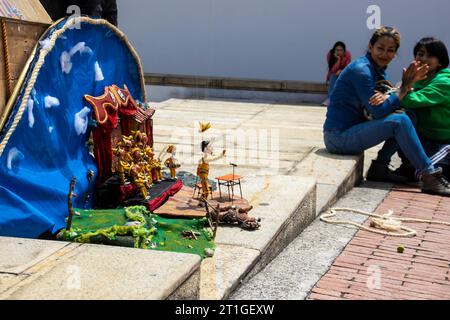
[
  {"x1": 0, "y1": 238, "x2": 201, "y2": 300},
  {"x1": 308, "y1": 186, "x2": 450, "y2": 300}
]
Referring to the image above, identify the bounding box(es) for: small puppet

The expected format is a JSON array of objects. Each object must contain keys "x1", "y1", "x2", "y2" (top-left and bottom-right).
[
  {"x1": 144, "y1": 146, "x2": 163, "y2": 182},
  {"x1": 131, "y1": 130, "x2": 148, "y2": 150},
  {"x1": 197, "y1": 138, "x2": 226, "y2": 200},
  {"x1": 112, "y1": 135, "x2": 133, "y2": 185},
  {"x1": 213, "y1": 204, "x2": 261, "y2": 231},
  {"x1": 130, "y1": 147, "x2": 151, "y2": 199},
  {"x1": 161, "y1": 145, "x2": 181, "y2": 180}
]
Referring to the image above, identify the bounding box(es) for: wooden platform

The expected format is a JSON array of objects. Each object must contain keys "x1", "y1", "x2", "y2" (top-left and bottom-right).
[{"x1": 155, "y1": 186, "x2": 251, "y2": 218}]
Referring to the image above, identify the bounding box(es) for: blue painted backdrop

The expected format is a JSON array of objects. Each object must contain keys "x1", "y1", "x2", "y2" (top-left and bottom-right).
[{"x1": 0, "y1": 18, "x2": 144, "y2": 238}]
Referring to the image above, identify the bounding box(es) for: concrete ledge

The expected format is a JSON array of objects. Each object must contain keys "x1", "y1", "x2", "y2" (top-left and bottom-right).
[
  {"x1": 0, "y1": 238, "x2": 201, "y2": 300},
  {"x1": 290, "y1": 148, "x2": 364, "y2": 215},
  {"x1": 316, "y1": 154, "x2": 364, "y2": 215},
  {"x1": 245, "y1": 185, "x2": 316, "y2": 282},
  {"x1": 168, "y1": 268, "x2": 201, "y2": 300},
  {"x1": 205, "y1": 150, "x2": 364, "y2": 300},
  {"x1": 200, "y1": 175, "x2": 317, "y2": 300},
  {"x1": 0, "y1": 237, "x2": 70, "y2": 275},
  {"x1": 145, "y1": 73, "x2": 328, "y2": 93}
]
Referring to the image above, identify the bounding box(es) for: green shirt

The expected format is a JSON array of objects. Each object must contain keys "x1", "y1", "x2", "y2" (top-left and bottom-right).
[{"x1": 402, "y1": 68, "x2": 450, "y2": 143}]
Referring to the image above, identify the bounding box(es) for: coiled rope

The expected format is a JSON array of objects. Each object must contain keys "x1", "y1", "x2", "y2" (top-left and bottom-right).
[{"x1": 320, "y1": 207, "x2": 450, "y2": 237}]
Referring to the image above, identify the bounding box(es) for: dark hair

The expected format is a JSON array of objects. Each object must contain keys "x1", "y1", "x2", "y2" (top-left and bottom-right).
[
  {"x1": 201, "y1": 141, "x2": 210, "y2": 153},
  {"x1": 328, "y1": 41, "x2": 346, "y2": 71},
  {"x1": 369, "y1": 26, "x2": 401, "y2": 51},
  {"x1": 414, "y1": 37, "x2": 449, "y2": 71}
]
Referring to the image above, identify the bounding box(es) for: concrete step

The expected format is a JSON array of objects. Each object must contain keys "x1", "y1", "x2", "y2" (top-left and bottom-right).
[
  {"x1": 199, "y1": 152, "x2": 364, "y2": 300},
  {"x1": 0, "y1": 237, "x2": 201, "y2": 300},
  {"x1": 200, "y1": 175, "x2": 316, "y2": 300},
  {"x1": 230, "y1": 181, "x2": 392, "y2": 300}
]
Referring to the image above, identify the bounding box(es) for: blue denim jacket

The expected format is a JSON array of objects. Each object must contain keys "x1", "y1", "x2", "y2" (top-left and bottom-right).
[{"x1": 323, "y1": 54, "x2": 401, "y2": 132}]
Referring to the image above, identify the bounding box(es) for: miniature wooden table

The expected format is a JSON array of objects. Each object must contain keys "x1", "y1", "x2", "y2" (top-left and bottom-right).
[{"x1": 216, "y1": 174, "x2": 243, "y2": 201}]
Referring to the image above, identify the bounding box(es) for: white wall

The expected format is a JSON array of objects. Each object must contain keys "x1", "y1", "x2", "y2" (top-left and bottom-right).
[{"x1": 118, "y1": 0, "x2": 450, "y2": 84}]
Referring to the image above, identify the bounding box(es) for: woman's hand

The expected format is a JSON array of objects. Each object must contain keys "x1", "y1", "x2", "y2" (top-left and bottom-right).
[{"x1": 369, "y1": 91, "x2": 389, "y2": 106}]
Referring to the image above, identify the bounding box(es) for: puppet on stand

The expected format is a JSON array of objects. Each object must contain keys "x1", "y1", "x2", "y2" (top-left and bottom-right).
[{"x1": 197, "y1": 122, "x2": 226, "y2": 200}]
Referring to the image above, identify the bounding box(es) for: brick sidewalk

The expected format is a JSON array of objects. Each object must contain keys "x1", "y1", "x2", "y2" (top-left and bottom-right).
[{"x1": 308, "y1": 186, "x2": 450, "y2": 300}]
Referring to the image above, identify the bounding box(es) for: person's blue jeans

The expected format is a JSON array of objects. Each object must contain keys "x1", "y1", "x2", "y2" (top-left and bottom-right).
[
  {"x1": 375, "y1": 111, "x2": 419, "y2": 166},
  {"x1": 328, "y1": 74, "x2": 338, "y2": 97},
  {"x1": 324, "y1": 113, "x2": 435, "y2": 174}
]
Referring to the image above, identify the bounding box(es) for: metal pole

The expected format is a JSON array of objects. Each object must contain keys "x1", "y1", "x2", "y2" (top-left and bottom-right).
[{"x1": 231, "y1": 164, "x2": 235, "y2": 206}]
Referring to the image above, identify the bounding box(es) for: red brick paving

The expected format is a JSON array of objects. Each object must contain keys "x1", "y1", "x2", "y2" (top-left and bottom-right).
[{"x1": 308, "y1": 186, "x2": 450, "y2": 300}]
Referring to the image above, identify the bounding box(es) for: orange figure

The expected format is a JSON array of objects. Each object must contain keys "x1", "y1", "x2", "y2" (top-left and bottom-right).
[
  {"x1": 162, "y1": 145, "x2": 180, "y2": 179},
  {"x1": 197, "y1": 140, "x2": 226, "y2": 200}
]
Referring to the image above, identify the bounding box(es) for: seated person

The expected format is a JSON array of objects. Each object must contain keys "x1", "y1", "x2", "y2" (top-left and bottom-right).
[
  {"x1": 402, "y1": 38, "x2": 450, "y2": 180},
  {"x1": 323, "y1": 41, "x2": 352, "y2": 106},
  {"x1": 323, "y1": 26, "x2": 450, "y2": 196},
  {"x1": 370, "y1": 38, "x2": 450, "y2": 182}
]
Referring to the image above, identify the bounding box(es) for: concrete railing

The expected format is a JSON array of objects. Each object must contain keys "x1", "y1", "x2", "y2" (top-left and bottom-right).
[{"x1": 145, "y1": 73, "x2": 328, "y2": 94}]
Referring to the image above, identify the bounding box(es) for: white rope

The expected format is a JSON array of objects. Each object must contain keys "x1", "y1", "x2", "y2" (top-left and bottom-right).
[
  {"x1": 0, "y1": 17, "x2": 147, "y2": 157},
  {"x1": 320, "y1": 207, "x2": 450, "y2": 237}
]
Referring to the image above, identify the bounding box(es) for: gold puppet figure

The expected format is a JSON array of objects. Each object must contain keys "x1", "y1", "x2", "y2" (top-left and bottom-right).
[
  {"x1": 152, "y1": 157, "x2": 164, "y2": 182},
  {"x1": 132, "y1": 130, "x2": 149, "y2": 150},
  {"x1": 161, "y1": 145, "x2": 181, "y2": 180},
  {"x1": 197, "y1": 139, "x2": 226, "y2": 200},
  {"x1": 144, "y1": 146, "x2": 163, "y2": 182},
  {"x1": 133, "y1": 169, "x2": 150, "y2": 199},
  {"x1": 130, "y1": 148, "x2": 151, "y2": 198},
  {"x1": 112, "y1": 136, "x2": 134, "y2": 185}
]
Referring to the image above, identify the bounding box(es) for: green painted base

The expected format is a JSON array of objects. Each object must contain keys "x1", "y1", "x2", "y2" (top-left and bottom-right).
[{"x1": 59, "y1": 206, "x2": 215, "y2": 259}]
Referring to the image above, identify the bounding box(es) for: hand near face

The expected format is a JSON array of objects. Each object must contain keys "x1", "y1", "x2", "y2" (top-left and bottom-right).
[
  {"x1": 402, "y1": 61, "x2": 429, "y2": 89},
  {"x1": 414, "y1": 61, "x2": 430, "y2": 82}
]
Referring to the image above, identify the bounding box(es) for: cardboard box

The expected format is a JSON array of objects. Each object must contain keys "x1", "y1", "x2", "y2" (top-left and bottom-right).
[{"x1": 0, "y1": 0, "x2": 51, "y2": 119}]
